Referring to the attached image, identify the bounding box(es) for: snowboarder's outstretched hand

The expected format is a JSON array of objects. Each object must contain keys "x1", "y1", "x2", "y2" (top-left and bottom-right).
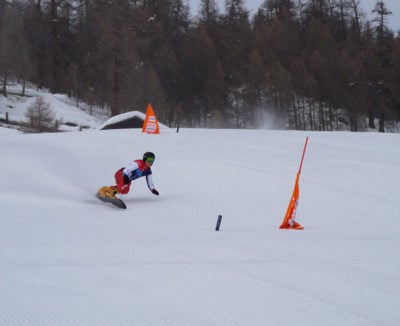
[{"x1": 151, "y1": 189, "x2": 159, "y2": 196}]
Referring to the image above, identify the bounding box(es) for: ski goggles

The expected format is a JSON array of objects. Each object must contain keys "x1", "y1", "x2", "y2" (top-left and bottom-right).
[{"x1": 145, "y1": 157, "x2": 155, "y2": 163}]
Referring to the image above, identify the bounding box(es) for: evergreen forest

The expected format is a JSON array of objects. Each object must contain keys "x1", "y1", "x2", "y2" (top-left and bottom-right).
[{"x1": 1, "y1": 0, "x2": 399, "y2": 131}]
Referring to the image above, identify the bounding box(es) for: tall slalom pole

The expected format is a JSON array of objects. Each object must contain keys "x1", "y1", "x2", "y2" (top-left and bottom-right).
[
  {"x1": 279, "y1": 137, "x2": 309, "y2": 230},
  {"x1": 298, "y1": 136, "x2": 309, "y2": 174}
]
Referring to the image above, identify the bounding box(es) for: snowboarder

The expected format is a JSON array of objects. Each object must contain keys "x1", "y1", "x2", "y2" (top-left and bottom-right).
[{"x1": 97, "y1": 151, "x2": 159, "y2": 200}]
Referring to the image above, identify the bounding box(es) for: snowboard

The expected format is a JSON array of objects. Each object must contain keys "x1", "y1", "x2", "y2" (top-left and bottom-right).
[{"x1": 95, "y1": 193, "x2": 127, "y2": 209}]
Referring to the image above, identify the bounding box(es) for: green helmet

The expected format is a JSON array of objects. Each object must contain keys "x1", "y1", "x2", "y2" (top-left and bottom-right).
[{"x1": 143, "y1": 151, "x2": 155, "y2": 163}]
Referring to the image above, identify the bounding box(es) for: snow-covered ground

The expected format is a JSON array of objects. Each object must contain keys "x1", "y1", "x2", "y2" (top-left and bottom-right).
[
  {"x1": 0, "y1": 84, "x2": 108, "y2": 131},
  {"x1": 1, "y1": 122, "x2": 399, "y2": 325}
]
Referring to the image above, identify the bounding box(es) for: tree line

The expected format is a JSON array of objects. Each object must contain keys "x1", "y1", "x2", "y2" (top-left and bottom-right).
[{"x1": 0, "y1": 0, "x2": 399, "y2": 131}]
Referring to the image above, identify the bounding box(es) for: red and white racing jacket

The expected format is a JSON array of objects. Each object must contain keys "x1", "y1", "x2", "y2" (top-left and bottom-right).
[{"x1": 122, "y1": 159, "x2": 155, "y2": 190}]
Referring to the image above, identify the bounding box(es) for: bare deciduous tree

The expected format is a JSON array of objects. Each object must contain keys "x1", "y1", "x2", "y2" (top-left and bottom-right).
[{"x1": 25, "y1": 96, "x2": 58, "y2": 132}]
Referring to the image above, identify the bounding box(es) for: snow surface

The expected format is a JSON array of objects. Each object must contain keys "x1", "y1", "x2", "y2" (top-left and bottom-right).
[{"x1": 1, "y1": 124, "x2": 400, "y2": 325}]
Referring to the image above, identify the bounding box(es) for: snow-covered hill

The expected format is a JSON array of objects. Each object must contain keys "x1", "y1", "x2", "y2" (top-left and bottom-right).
[
  {"x1": 1, "y1": 126, "x2": 399, "y2": 325},
  {"x1": 0, "y1": 84, "x2": 171, "y2": 133},
  {"x1": 0, "y1": 83, "x2": 108, "y2": 131}
]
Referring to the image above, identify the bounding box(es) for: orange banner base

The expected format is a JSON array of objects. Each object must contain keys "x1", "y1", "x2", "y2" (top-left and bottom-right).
[{"x1": 279, "y1": 221, "x2": 304, "y2": 230}]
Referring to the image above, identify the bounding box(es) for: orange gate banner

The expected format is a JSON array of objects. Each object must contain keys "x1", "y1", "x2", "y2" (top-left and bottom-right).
[
  {"x1": 142, "y1": 103, "x2": 160, "y2": 134},
  {"x1": 279, "y1": 137, "x2": 309, "y2": 230},
  {"x1": 279, "y1": 172, "x2": 303, "y2": 230}
]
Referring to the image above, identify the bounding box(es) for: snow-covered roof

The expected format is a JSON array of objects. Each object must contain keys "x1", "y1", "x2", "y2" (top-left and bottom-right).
[{"x1": 99, "y1": 111, "x2": 169, "y2": 130}]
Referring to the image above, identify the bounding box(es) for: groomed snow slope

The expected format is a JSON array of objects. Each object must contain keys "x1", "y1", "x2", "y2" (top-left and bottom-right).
[{"x1": 1, "y1": 128, "x2": 399, "y2": 326}]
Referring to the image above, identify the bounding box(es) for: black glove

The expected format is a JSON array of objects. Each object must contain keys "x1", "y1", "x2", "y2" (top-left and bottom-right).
[
  {"x1": 123, "y1": 174, "x2": 130, "y2": 184},
  {"x1": 151, "y1": 189, "x2": 159, "y2": 196}
]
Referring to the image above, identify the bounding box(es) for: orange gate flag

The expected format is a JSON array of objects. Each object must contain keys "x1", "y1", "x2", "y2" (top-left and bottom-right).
[
  {"x1": 142, "y1": 103, "x2": 160, "y2": 134},
  {"x1": 279, "y1": 136, "x2": 309, "y2": 230}
]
